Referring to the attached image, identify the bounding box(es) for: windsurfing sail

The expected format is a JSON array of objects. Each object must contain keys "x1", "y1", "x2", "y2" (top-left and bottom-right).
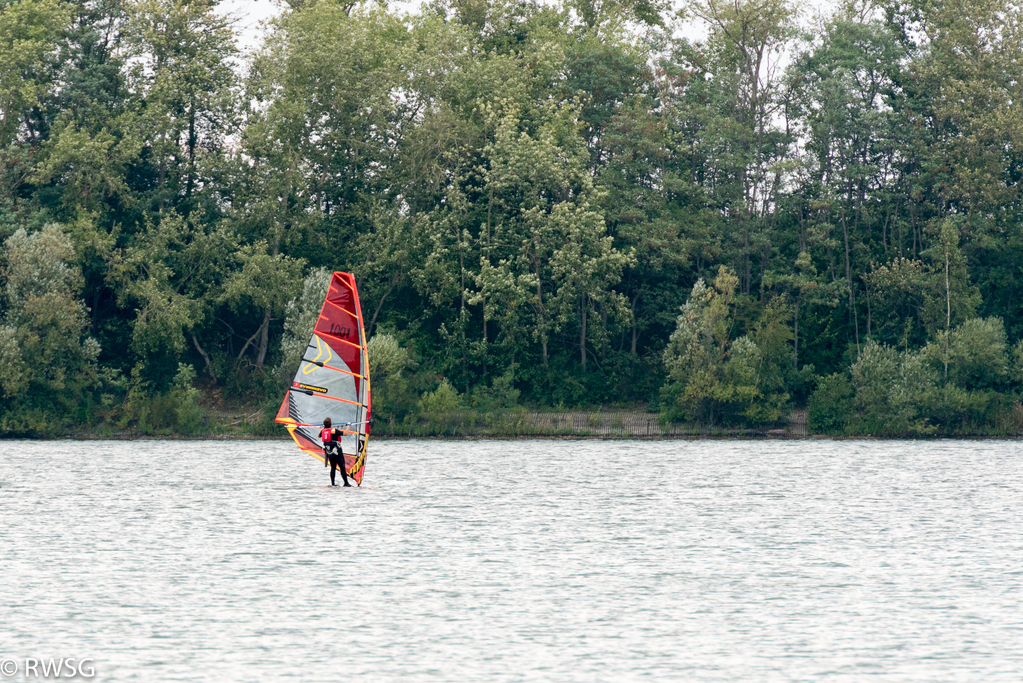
[{"x1": 275, "y1": 271, "x2": 371, "y2": 485}]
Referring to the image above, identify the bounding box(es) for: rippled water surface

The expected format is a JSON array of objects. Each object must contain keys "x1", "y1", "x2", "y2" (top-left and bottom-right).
[{"x1": 1, "y1": 439, "x2": 1021, "y2": 681}]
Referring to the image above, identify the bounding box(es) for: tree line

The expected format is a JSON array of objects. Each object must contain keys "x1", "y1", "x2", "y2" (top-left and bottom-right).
[{"x1": 1, "y1": 0, "x2": 1022, "y2": 436}]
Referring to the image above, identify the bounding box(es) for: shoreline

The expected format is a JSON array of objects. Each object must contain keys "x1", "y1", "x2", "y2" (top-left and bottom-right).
[
  {"x1": 5, "y1": 408, "x2": 1021, "y2": 442},
  {"x1": 7, "y1": 432, "x2": 1022, "y2": 441}
]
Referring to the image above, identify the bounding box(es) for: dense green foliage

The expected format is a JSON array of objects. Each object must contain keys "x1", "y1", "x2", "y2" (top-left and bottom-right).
[{"x1": 2, "y1": 0, "x2": 1023, "y2": 436}]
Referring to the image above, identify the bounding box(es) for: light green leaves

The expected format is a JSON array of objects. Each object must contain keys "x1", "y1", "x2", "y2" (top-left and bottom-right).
[
  {"x1": 0, "y1": 0, "x2": 70, "y2": 146},
  {"x1": 0, "y1": 324, "x2": 27, "y2": 397},
  {"x1": 924, "y1": 318, "x2": 1009, "y2": 390},
  {"x1": 419, "y1": 378, "x2": 461, "y2": 414},
  {"x1": 277, "y1": 267, "x2": 332, "y2": 379},
  {"x1": 367, "y1": 333, "x2": 410, "y2": 380},
  {"x1": 662, "y1": 266, "x2": 784, "y2": 425},
  {"x1": 1, "y1": 223, "x2": 98, "y2": 397},
  {"x1": 850, "y1": 340, "x2": 939, "y2": 435}
]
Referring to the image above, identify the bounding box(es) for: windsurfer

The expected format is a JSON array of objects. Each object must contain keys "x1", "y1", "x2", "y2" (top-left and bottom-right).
[{"x1": 320, "y1": 417, "x2": 351, "y2": 487}]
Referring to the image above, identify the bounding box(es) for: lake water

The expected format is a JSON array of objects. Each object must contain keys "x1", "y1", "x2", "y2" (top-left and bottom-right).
[{"x1": 1, "y1": 438, "x2": 1021, "y2": 681}]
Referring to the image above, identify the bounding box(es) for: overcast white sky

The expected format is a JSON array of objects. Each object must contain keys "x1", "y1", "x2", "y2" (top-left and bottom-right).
[
  {"x1": 217, "y1": 0, "x2": 280, "y2": 53},
  {"x1": 217, "y1": 0, "x2": 432, "y2": 53},
  {"x1": 218, "y1": 0, "x2": 843, "y2": 51}
]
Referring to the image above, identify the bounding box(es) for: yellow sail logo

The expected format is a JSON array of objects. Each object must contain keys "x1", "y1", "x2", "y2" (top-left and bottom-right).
[
  {"x1": 293, "y1": 382, "x2": 327, "y2": 394},
  {"x1": 303, "y1": 335, "x2": 332, "y2": 374}
]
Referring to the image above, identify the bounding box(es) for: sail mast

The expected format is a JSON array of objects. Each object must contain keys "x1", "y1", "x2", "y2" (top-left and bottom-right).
[{"x1": 275, "y1": 272, "x2": 371, "y2": 485}]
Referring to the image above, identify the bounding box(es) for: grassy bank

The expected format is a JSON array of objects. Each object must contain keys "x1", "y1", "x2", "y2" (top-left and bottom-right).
[
  {"x1": 10, "y1": 396, "x2": 1023, "y2": 440},
  {"x1": 46, "y1": 408, "x2": 807, "y2": 440},
  {"x1": 11, "y1": 407, "x2": 752, "y2": 440}
]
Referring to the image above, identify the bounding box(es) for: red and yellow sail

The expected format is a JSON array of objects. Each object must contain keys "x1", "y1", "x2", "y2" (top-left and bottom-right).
[{"x1": 275, "y1": 272, "x2": 371, "y2": 485}]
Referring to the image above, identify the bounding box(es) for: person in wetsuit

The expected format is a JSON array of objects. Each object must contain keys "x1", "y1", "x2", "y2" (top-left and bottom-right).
[{"x1": 320, "y1": 417, "x2": 351, "y2": 487}]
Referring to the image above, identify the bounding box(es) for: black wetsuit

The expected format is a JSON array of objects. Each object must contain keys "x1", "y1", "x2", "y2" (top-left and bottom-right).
[{"x1": 323, "y1": 429, "x2": 350, "y2": 487}]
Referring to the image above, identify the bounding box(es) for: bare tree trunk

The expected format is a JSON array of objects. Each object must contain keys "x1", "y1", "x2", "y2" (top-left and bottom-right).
[
  {"x1": 911, "y1": 201, "x2": 918, "y2": 257},
  {"x1": 536, "y1": 260, "x2": 547, "y2": 368},
  {"x1": 580, "y1": 294, "x2": 587, "y2": 372},
  {"x1": 483, "y1": 187, "x2": 493, "y2": 357},
  {"x1": 945, "y1": 243, "x2": 951, "y2": 332},
  {"x1": 865, "y1": 278, "x2": 872, "y2": 336},
  {"x1": 458, "y1": 228, "x2": 467, "y2": 384},
  {"x1": 191, "y1": 331, "x2": 215, "y2": 382},
  {"x1": 600, "y1": 304, "x2": 608, "y2": 363},
  {"x1": 186, "y1": 107, "x2": 196, "y2": 198},
  {"x1": 842, "y1": 205, "x2": 860, "y2": 355},
  {"x1": 743, "y1": 219, "x2": 751, "y2": 295},
  {"x1": 794, "y1": 293, "x2": 800, "y2": 370},
  {"x1": 253, "y1": 236, "x2": 282, "y2": 368},
  {"x1": 630, "y1": 292, "x2": 640, "y2": 355},
  {"x1": 255, "y1": 309, "x2": 272, "y2": 368},
  {"x1": 157, "y1": 156, "x2": 166, "y2": 212},
  {"x1": 944, "y1": 240, "x2": 951, "y2": 382},
  {"x1": 368, "y1": 272, "x2": 399, "y2": 337},
  {"x1": 237, "y1": 314, "x2": 268, "y2": 363}
]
